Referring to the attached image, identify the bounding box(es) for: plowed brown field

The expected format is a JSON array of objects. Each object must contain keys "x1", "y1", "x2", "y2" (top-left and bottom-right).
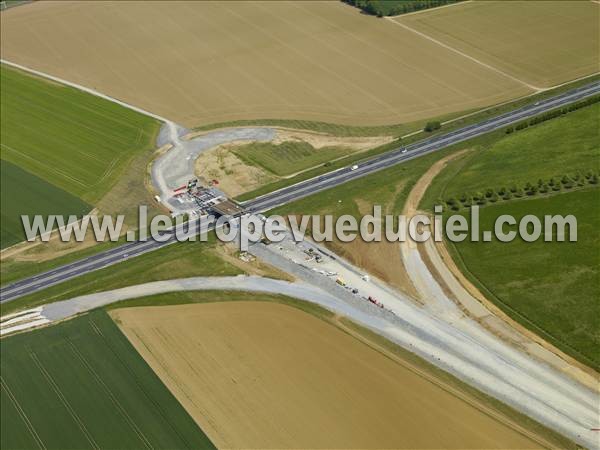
[
  {"x1": 113, "y1": 301, "x2": 543, "y2": 449},
  {"x1": 1, "y1": 1, "x2": 532, "y2": 127}
]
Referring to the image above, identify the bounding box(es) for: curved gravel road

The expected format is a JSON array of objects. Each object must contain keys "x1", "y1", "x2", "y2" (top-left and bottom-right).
[
  {"x1": 40, "y1": 276, "x2": 339, "y2": 320},
  {"x1": 12, "y1": 271, "x2": 596, "y2": 449},
  {"x1": 152, "y1": 123, "x2": 275, "y2": 213}
]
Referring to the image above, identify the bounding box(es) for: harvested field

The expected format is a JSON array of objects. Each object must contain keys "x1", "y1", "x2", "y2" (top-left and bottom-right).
[
  {"x1": 1, "y1": 1, "x2": 531, "y2": 127},
  {"x1": 113, "y1": 301, "x2": 543, "y2": 449},
  {"x1": 397, "y1": 1, "x2": 600, "y2": 88}
]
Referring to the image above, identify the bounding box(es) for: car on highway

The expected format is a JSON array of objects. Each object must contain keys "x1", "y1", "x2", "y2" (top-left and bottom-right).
[{"x1": 351, "y1": 165, "x2": 359, "y2": 171}]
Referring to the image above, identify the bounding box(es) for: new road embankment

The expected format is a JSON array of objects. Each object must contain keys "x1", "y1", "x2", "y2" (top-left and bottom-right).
[{"x1": 2, "y1": 80, "x2": 599, "y2": 303}]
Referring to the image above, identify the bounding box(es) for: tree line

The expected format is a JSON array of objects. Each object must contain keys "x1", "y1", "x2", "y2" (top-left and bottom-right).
[
  {"x1": 341, "y1": 0, "x2": 462, "y2": 17},
  {"x1": 505, "y1": 95, "x2": 600, "y2": 135},
  {"x1": 440, "y1": 171, "x2": 599, "y2": 211}
]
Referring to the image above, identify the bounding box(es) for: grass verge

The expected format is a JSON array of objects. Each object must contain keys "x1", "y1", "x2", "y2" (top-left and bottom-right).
[{"x1": 0, "y1": 235, "x2": 241, "y2": 316}]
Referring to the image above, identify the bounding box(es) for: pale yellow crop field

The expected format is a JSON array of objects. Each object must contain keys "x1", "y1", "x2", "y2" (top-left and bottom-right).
[
  {"x1": 1, "y1": 1, "x2": 533, "y2": 127},
  {"x1": 397, "y1": 0, "x2": 600, "y2": 89},
  {"x1": 113, "y1": 301, "x2": 544, "y2": 449}
]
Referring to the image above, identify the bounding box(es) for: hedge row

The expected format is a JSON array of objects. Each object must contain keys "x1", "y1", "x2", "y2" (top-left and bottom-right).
[
  {"x1": 505, "y1": 95, "x2": 600, "y2": 135},
  {"x1": 440, "y1": 171, "x2": 599, "y2": 211}
]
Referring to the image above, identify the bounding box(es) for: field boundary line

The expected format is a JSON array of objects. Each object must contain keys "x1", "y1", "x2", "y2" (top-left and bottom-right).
[
  {"x1": 385, "y1": 18, "x2": 544, "y2": 92},
  {"x1": 29, "y1": 351, "x2": 100, "y2": 450},
  {"x1": 0, "y1": 59, "x2": 170, "y2": 124},
  {"x1": 0, "y1": 377, "x2": 46, "y2": 450},
  {"x1": 387, "y1": 0, "x2": 473, "y2": 18}
]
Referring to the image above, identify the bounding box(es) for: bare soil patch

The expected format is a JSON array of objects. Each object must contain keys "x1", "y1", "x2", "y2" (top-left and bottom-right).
[
  {"x1": 195, "y1": 145, "x2": 276, "y2": 197},
  {"x1": 330, "y1": 194, "x2": 420, "y2": 299},
  {"x1": 195, "y1": 129, "x2": 394, "y2": 196},
  {"x1": 113, "y1": 301, "x2": 543, "y2": 450},
  {"x1": 271, "y1": 128, "x2": 393, "y2": 150},
  {"x1": 209, "y1": 244, "x2": 294, "y2": 282}
]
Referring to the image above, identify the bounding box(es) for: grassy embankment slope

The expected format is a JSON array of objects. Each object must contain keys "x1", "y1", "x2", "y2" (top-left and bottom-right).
[
  {"x1": 421, "y1": 104, "x2": 600, "y2": 369},
  {"x1": 0, "y1": 65, "x2": 160, "y2": 248},
  {"x1": 272, "y1": 101, "x2": 599, "y2": 368},
  {"x1": 0, "y1": 235, "x2": 242, "y2": 316},
  {"x1": 0, "y1": 309, "x2": 215, "y2": 450}
]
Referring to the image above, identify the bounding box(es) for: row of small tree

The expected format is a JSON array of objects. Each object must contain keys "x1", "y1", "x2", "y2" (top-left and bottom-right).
[
  {"x1": 506, "y1": 95, "x2": 600, "y2": 135},
  {"x1": 441, "y1": 171, "x2": 599, "y2": 211}
]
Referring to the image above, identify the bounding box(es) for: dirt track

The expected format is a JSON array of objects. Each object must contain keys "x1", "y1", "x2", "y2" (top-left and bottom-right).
[
  {"x1": 113, "y1": 301, "x2": 543, "y2": 450},
  {"x1": 398, "y1": 151, "x2": 600, "y2": 392},
  {"x1": 0, "y1": 1, "x2": 531, "y2": 127}
]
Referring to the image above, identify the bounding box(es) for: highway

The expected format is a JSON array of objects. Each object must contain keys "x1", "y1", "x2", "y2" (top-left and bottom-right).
[{"x1": 2, "y1": 80, "x2": 599, "y2": 303}]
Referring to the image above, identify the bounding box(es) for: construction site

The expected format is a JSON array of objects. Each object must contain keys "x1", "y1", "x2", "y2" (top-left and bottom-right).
[{"x1": 1, "y1": 1, "x2": 599, "y2": 449}]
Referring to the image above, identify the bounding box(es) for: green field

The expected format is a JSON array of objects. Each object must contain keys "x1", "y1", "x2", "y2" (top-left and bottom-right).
[
  {"x1": 0, "y1": 160, "x2": 90, "y2": 248},
  {"x1": 450, "y1": 189, "x2": 600, "y2": 369},
  {"x1": 1, "y1": 235, "x2": 242, "y2": 316},
  {"x1": 420, "y1": 103, "x2": 600, "y2": 210},
  {"x1": 418, "y1": 102, "x2": 600, "y2": 368},
  {"x1": 0, "y1": 309, "x2": 215, "y2": 450},
  {"x1": 232, "y1": 141, "x2": 353, "y2": 177},
  {"x1": 0, "y1": 65, "x2": 160, "y2": 203}
]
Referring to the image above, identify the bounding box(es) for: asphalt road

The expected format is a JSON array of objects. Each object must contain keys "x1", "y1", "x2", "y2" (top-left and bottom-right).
[{"x1": 2, "y1": 80, "x2": 599, "y2": 303}]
